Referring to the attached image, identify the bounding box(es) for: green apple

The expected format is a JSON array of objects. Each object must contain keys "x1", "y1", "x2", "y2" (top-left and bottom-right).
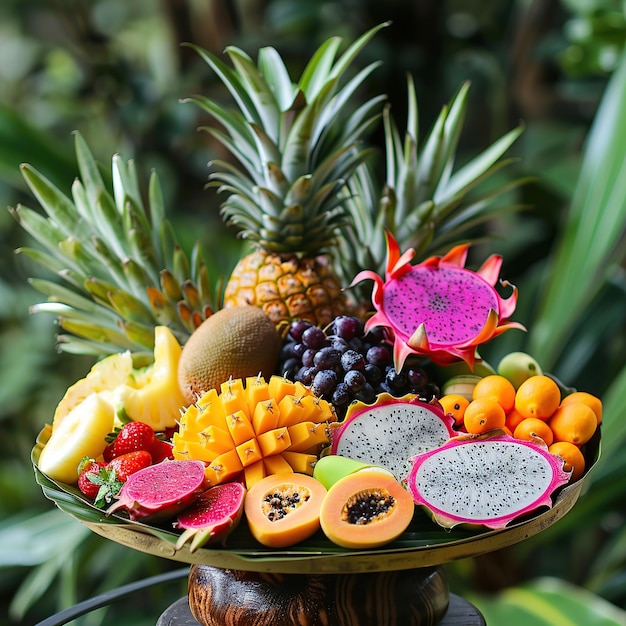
[{"x1": 497, "y1": 351, "x2": 543, "y2": 389}]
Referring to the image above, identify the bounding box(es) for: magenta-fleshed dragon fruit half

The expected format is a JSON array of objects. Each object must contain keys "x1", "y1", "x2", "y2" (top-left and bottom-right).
[
  {"x1": 174, "y1": 481, "x2": 246, "y2": 553},
  {"x1": 350, "y1": 231, "x2": 525, "y2": 371},
  {"x1": 405, "y1": 430, "x2": 571, "y2": 530},
  {"x1": 106, "y1": 459, "x2": 207, "y2": 521},
  {"x1": 330, "y1": 392, "x2": 456, "y2": 482}
]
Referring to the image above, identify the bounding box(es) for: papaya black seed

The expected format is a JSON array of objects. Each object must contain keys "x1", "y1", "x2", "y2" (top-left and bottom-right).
[{"x1": 347, "y1": 494, "x2": 396, "y2": 525}]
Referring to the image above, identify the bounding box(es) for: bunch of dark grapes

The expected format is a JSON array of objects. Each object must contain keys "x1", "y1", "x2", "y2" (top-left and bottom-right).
[{"x1": 276, "y1": 315, "x2": 440, "y2": 419}]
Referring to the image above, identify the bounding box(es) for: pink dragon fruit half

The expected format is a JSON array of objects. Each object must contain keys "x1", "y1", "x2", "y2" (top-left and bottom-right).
[
  {"x1": 350, "y1": 231, "x2": 525, "y2": 371},
  {"x1": 106, "y1": 459, "x2": 207, "y2": 521},
  {"x1": 174, "y1": 481, "x2": 246, "y2": 553},
  {"x1": 405, "y1": 430, "x2": 571, "y2": 530}
]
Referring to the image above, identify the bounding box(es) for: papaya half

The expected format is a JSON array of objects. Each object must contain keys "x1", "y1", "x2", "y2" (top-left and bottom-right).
[
  {"x1": 319, "y1": 470, "x2": 415, "y2": 549},
  {"x1": 244, "y1": 473, "x2": 327, "y2": 548}
]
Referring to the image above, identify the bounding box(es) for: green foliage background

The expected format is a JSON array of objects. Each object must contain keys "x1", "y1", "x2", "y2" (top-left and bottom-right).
[{"x1": 0, "y1": 1, "x2": 624, "y2": 624}]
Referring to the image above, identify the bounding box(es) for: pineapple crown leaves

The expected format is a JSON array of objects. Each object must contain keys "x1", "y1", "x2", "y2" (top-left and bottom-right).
[
  {"x1": 382, "y1": 78, "x2": 528, "y2": 257},
  {"x1": 338, "y1": 76, "x2": 528, "y2": 286},
  {"x1": 184, "y1": 23, "x2": 389, "y2": 256},
  {"x1": 10, "y1": 132, "x2": 218, "y2": 356}
]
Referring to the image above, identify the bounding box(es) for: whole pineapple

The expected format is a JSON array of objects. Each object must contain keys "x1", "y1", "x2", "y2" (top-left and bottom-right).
[{"x1": 187, "y1": 24, "x2": 389, "y2": 328}]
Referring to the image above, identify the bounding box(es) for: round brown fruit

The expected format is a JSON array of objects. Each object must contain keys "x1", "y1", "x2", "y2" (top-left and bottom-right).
[{"x1": 178, "y1": 305, "x2": 281, "y2": 404}]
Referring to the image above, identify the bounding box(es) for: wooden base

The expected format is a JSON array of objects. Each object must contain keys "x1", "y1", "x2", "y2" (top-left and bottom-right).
[
  {"x1": 179, "y1": 565, "x2": 453, "y2": 626},
  {"x1": 158, "y1": 593, "x2": 486, "y2": 626}
]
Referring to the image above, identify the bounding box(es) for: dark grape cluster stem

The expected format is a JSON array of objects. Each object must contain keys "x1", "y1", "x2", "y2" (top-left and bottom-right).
[{"x1": 277, "y1": 316, "x2": 440, "y2": 419}]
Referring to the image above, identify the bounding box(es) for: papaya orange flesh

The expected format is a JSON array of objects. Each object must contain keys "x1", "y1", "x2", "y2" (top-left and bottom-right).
[
  {"x1": 244, "y1": 473, "x2": 327, "y2": 548},
  {"x1": 319, "y1": 471, "x2": 415, "y2": 549}
]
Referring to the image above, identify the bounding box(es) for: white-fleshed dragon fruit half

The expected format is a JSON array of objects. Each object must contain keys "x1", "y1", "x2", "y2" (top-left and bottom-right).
[
  {"x1": 405, "y1": 430, "x2": 571, "y2": 530},
  {"x1": 330, "y1": 392, "x2": 456, "y2": 482},
  {"x1": 351, "y1": 231, "x2": 525, "y2": 371}
]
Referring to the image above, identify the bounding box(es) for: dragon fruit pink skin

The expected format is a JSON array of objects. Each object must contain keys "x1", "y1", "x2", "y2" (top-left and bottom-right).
[
  {"x1": 405, "y1": 430, "x2": 572, "y2": 530},
  {"x1": 351, "y1": 231, "x2": 525, "y2": 371},
  {"x1": 106, "y1": 459, "x2": 207, "y2": 521},
  {"x1": 330, "y1": 392, "x2": 456, "y2": 482},
  {"x1": 174, "y1": 481, "x2": 246, "y2": 552}
]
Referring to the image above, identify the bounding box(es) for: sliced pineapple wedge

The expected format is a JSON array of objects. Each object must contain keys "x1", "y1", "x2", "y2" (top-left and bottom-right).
[
  {"x1": 39, "y1": 393, "x2": 115, "y2": 484},
  {"x1": 52, "y1": 326, "x2": 186, "y2": 433},
  {"x1": 118, "y1": 325, "x2": 187, "y2": 431},
  {"x1": 52, "y1": 351, "x2": 133, "y2": 428}
]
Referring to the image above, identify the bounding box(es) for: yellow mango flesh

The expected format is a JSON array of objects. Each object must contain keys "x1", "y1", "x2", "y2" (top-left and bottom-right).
[{"x1": 173, "y1": 374, "x2": 336, "y2": 487}]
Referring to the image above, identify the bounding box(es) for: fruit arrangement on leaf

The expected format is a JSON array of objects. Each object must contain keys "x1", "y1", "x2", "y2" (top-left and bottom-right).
[{"x1": 20, "y1": 24, "x2": 602, "y2": 554}]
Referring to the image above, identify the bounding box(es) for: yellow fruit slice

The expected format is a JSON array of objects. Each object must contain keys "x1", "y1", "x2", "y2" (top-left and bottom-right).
[
  {"x1": 205, "y1": 449, "x2": 243, "y2": 484},
  {"x1": 286, "y1": 422, "x2": 329, "y2": 452},
  {"x1": 244, "y1": 460, "x2": 267, "y2": 488},
  {"x1": 245, "y1": 375, "x2": 270, "y2": 408},
  {"x1": 257, "y1": 427, "x2": 291, "y2": 457},
  {"x1": 198, "y1": 425, "x2": 235, "y2": 454},
  {"x1": 236, "y1": 438, "x2": 263, "y2": 467},
  {"x1": 281, "y1": 451, "x2": 317, "y2": 475},
  {"x1": 252, "y1": 399, "x2": 280, "y2": 433},
  {"x1": 263, "y1": 454, "x2": 293, "y2": 476},
  {"x1": 277, "y1": 395, "x2": 309, "y2": 427},
  {"x1": 118, "y1": 326, "x2": 187, "y2": 430},
  {"x1": 227, "y1": 410, "x2": 256, "y2": 445},
  {"x1": 38, "y1": 393, "x2": 115, "y2": 484},
  {"x1": 52, "y1": 351, "x2": 133, "y2": 428}
]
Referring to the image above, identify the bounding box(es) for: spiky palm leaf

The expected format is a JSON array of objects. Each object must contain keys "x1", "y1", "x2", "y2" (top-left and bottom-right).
[{"x1": 10, "y1": 132, "x2": 217, "y2": 356}]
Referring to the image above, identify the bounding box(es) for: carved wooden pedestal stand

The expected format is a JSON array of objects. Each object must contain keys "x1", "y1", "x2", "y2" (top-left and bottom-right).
[{"x1": 156, "y1": 565, "x2": 487, "y2": 626}]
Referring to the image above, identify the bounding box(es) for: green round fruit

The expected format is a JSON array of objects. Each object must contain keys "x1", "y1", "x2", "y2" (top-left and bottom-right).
[
  {"x1": 497, "y1": 351, "x2": 543, "y2": 389},
  {"x1": 441, "y1": 375, "x2": 482, "y2": 401}
]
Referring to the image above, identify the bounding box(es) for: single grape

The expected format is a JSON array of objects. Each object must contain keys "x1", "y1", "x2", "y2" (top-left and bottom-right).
[
  {"x1": 279, "y1": 341, "x2": 297, "y2": 361},
  {"x1": 406, "y1": 367, "x2": 428, "y2": 391},
  {"x1": 329, "y1": 337, "x2": 350, "y2": 353},
  {"x1": 363, "y1": 326, "x2": 385, "y2": 344},
  {"x1": 313, "y1": 347, "x2": 342, "y2": 369},
  {"x1": 301, "y1": 348, "x2": 317, "y2": 368},
  {"x1": 340, "y1": 349, "x2": 366, "y2": 372},
  {"x1": 355, "y1": 382, "x2": 377, "y2": 404},
  {"x1": 312, "y1": 369, "x2": 338, "y2": 397},
  {"x1": 281, "y1": 358, "x2": 301, "y2": 379},
  {"x1": 292, "y1": 342, "x2": 307, "y2": 359},
  {"x1": 289, "y1": 319, "x2": 313, "y2": 342},
  {"x1": 344, "y1": 370, "x2": 366, "y2": 393},
  {"x1": 366, "y1": 345, "x2": 391, "y2": 368},
  {"x1": 364, "y1": 363, "x2": 383, "y2": 385},
  {"x1": 331, "y1": 315, "x2": 363, "y2": 340},
  {"x1": 302, "y1": 326, "x2": 327, "y2": 349},
  {"x1": 386, "y1": 367, "x2": 408, "y2": 390},
  {"x1": 347, "y1": 337, "x2": 364, "y2": 353},
  {"x1": 331, "y1": 382, "x2": 351, "y2": 407},
  {"x1": 296, "y1": 366, "x2": 319, "y2": 386}
]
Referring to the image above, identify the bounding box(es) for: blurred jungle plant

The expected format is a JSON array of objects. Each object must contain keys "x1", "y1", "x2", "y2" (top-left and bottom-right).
[{"x1": 0, "y1": 0, "x2": 624, "y2": 624}]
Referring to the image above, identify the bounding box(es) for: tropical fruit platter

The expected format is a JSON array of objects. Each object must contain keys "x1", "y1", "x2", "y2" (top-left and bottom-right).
[{"x1": 21, "y1": 23, "x2": 601, "y2": 573}]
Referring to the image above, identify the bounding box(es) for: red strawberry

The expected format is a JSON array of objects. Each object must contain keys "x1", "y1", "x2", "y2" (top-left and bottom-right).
[
  {"x1": 151, "y1": 439, "x2": 174, "y2": 464},
  {"x1": 103, "y1": 441, "x2": 117, "y2": 463},
  {"x1": 107, "y1": 450, "x2": 153, "y2": 482},
  {"x1": 77, "y1": 458, "x2": 107, "y2": 500},
  {"x1": 112, "y1": 422, "x2": 156, "y2": 457}
]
